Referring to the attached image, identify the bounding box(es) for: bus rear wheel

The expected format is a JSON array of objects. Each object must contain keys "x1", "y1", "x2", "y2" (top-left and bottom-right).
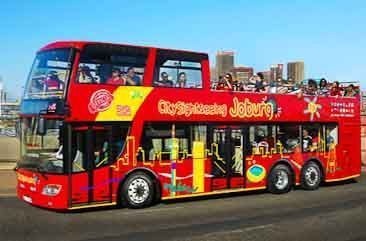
[
  {"x1": 121, "y1": 172, "x2": 155, "y2": 208},
  {"x1": 268, "y1": 164, "x2": 293, "y2": 194},
  {"x1": 301, "y1": 162, "x2": 322, "y2": 190}
]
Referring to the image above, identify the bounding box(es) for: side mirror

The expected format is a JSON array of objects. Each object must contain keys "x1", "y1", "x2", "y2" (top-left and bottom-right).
[{"x1": 37, "y1": 117, "x2": 46, "y2": 136}]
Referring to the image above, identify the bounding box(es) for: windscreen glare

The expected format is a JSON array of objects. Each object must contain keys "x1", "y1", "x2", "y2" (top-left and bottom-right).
[
  {"x1": 18, "y1": 117, "x2": 64, "y2": 173},
  {"x1": 25, "y1": 48, "x2": 72, "y2": 99}
]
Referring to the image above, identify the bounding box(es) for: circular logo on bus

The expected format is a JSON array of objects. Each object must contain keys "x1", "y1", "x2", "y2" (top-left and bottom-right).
[
  {"x1": 88, "y1": 89, "x2": 114, "y2": 114},
  {"x1": 246, "y1": 164, "x2": 266, "y2": 183}
]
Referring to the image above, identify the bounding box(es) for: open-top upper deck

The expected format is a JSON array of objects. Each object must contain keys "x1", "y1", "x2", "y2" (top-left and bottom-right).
[{"x1": 21, "y1": 41, "x2": 360, "y2": 125}]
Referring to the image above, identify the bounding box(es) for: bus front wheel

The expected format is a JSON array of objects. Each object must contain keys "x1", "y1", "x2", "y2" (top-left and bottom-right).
[
  {"x1": 268, "y1": 164, "x2": 293, "y2": 194},
  {"x1": 121, "y1": 172, "x2": 155, "y2": 208}
]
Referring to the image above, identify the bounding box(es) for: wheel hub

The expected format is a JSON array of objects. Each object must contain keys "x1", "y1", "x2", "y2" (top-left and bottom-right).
[
  {"x1": 305, "y1": 167, "x2": 319, "y2": 186},
  {"x1": 275, "y1": 170, "x2": 289, "y2": 190},
  {"x1": 128, "y1": 178, "x2": 150, "y2": 204}
]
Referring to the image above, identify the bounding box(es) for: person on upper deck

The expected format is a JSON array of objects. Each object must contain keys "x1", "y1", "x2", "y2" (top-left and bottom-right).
[
  {"x1": 106, "y1": 69, "x2": 124, "y2": 85},
  {"x1": 255, "y1": 72, "x2": 268, "y2": 93},
  {"x1": 79, "y1": 66, "x2": 95, "y2": 83},
  {"x1": 125, "y1": 67, "x2": 141, "y2": 86},
  {"x1": 343, "y1": 84, "x2": 357, "y2": 97},
  {"x1": 329, "y1": 81, "x2": 341, "y2": 96},
  {"x1": 176, "y1": 72, "x2": 187, "y2": 88},
  {"x1": 44, "y1": 71, "x2": 63, "y2": 91},
  {"x1": 222, "y1": 73, "x2": 233, "y2": 90},
  {"x1": 305, "y1": 79, "x2": 318, "y2": 95},
  {"x1": 269, "y1": 78, "x2": 287, "y2": 94},
  {"x1": 155, "y1": 72, "x2": 174, "y2": 87},
  {"x1": 318, "y1": 78, "x2": 329, "y2": 96},
  {"x1": 245, "y1": 75, "x2": 257, "y2": 92}
]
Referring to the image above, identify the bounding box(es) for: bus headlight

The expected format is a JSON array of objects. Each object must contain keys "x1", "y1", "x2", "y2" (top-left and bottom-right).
[{"x1": 42, "y1": 184, "x2": 62, "y2": 196}]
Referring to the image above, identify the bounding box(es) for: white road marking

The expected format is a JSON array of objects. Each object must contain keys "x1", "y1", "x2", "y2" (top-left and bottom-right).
[{"x1": 243, "y1": 224, "x2": 274, "y2": 232}]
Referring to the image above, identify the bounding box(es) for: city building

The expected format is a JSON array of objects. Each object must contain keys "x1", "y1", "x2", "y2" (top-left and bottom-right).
[
  {"x1": 0, "y1": 81, "x2": 20, "y2": 136},
  {"x1": 287, "y1": 61, "x2": 305, "y2": 83},
  {"x1": 361, "y1": 91, "x2": 366, "y2": 166},
  {"x1": 261, "y1": 71, "x2": 271, "y2": 83},
  {"x1": 231, "y1": 66, "x2": 253, "y2": 84},
  {"x1": 270, "y1": 64, "x2": 283, "y2": 82},
  {"x1": 216, "y1": 51, "x2": 234, "y2": 80}
]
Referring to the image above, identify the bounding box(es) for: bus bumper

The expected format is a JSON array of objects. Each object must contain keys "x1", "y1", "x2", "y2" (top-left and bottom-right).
[{"x1": 16, "y1": 169, "x2": 68, "y2": 210}]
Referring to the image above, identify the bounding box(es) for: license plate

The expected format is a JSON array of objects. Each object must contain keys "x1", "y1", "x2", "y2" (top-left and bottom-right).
[{"x1": 23, "y1": 195, "x2": 32, "y2": 203}]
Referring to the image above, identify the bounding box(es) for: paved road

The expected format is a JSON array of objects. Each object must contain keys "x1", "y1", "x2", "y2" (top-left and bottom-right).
[{"x1": 1, "y1": 174, "x2": 365, "y2": 241}]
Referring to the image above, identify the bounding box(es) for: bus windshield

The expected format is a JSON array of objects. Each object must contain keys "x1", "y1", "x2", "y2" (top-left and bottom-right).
[
  {"x1": 24, "y1": 48, "x2": 72, "y2": 99},
  {"x1": 18, "y1": 117, "x2": 64, "y2": 173}
]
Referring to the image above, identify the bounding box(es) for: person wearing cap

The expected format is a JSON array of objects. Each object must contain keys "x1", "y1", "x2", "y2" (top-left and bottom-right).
[{"x1": 107, "y1": 69, "x2": 125, "y2": 85}]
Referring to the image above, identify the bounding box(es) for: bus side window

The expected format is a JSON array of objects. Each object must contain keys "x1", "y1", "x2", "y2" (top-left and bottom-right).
[
  {"x1": 77, "y1": 45, "x2": 148, "y2": 85},
  {"x1": 277, "y1": 125, "x2": 300, "y2": 153},
  {"x1": 249, "y1": 125, "x2": 276, "y2": 155},
  {"x1": 302, "y1": 124, "x2": 322, "y2": 152},
  {"x1": 141, "y1": 123, "x2": 191, "y2": 161},
  {"x1": 154, "y1": 50, "x2": 204, "y2": 88},
  {"x1": 325, "y1": 124, "x2": 338, "y2": 151},
  {"x1": 141, "y1": 123, "x2": 172, "y2": 161}
]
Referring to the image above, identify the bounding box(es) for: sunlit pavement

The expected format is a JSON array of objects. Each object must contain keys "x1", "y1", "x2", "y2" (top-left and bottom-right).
[{"x1": 0, "y1": 171, "x2": 365, "y2": 241}]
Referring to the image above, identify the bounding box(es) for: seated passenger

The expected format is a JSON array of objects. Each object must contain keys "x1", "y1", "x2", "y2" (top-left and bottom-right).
[
  {"x1": 107, "y1": 69, "x2": 125, "y2": 85},
  {"x1": 255, "y1": 73, "x2": 268, "y2": 92},
  {"x1": 125, "y1": 67, "x2": 141, "y2": 86},
  {"x1": 269, "y1": 78, "x2": 287, "y2": 94},
  {"x1": 216, "y1": 73, "x2": 233, "y2": 90},
  {"x1": 305, "y1": 79, "x2": 318, "y2": 95},
  {"x1": 284, "y1": 138, "x2": 299, "y2": 153},
  {"x1": 343, "y1": 84, "x2": 357, "y2": 97},
  {"x1": 330, "y1": 81, "x2": 341, "y2": 96},
  {"x1": 284, "y1": 78, "x2": 299, "y2": 93},
  {"x1": 244, "y1": 75, "x2": 257, "y2": 92},
  {"x1": 79, "y1": 66, "x2": 95, "y2": 83},
  {"x1": 155, "y1": 72, "x2": 174, "y2": 87},
  {"x1": 176, "y1": 72, "x2": 187, "y2": 88},
  {"x1": 302, "y1": 129, "x2": 312, "y2": 152},
  {"x1": 318, "y1": 78, "x2": 329, "y2": 96},
  {"x1": 224, "y1": 73, "x2": 233, "y2": 90},
  {"x1": 44, "y1": 71, "x2": 63, "y2": 91}
]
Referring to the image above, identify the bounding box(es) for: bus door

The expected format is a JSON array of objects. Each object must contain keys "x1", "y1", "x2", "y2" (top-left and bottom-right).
[
  {"x1": 67, "y1": 126, "x2": 113, "y2": 207},
  {"x1": 210, "y1": 126, "x2": 246, "y2": 191}
]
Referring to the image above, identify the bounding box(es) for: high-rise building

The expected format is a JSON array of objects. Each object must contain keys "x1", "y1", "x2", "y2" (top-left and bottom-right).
[
  {"x1": 260, "y1": 71, "x2": 271, "y2": 83},
  {"x1": 287, "y1": 61, "x2": 305, "y2": 83},
  {"x1": 231, "y1": 66, "x2": 253, "y2": 83},
  {"x1": 216, "y1": 51, "x2": 234, "y2": 79},
  {"x1": 270, "y1": 64, "x2": 283, "y2": 82}
]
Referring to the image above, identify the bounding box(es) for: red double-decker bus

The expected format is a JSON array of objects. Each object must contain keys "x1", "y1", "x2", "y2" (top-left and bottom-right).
[{"x1": 16, "y1": 41, "x2": 361, "y2": 210}]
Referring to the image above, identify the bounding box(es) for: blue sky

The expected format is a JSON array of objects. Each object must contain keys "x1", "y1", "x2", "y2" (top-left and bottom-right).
[{"x1": 1, "y1": 0, "x2": 366, "y2": 98}]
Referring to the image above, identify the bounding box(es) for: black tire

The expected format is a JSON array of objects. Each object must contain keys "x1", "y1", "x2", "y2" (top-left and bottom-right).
[
  {"x1": 268, "y1": 164, "x2": 293, "y2": 194},
  {"x1": 121, "y1": 171, "x2": 155, "y2": 209},
  {"x1": 301, "y1": 161, "x2": 322, "y2": 190}
]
